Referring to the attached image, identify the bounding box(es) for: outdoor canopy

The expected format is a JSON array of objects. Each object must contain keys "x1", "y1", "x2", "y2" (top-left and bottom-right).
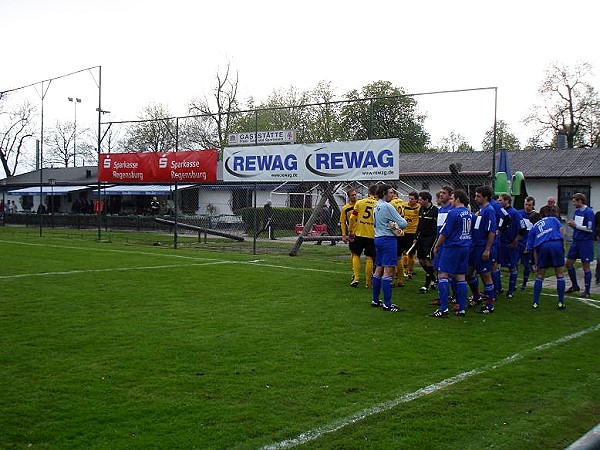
[
  {"x1": 7, "y1": 185, "x2": 90, "y2": 196},
  {"x1": 97, "y1": 184, "x2": 193, "y2": 195}
]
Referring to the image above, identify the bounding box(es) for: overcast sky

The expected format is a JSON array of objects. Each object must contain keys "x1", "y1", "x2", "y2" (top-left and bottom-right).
[{"x1": 2, "y1": 0, "x2": 599, "y2": 170}]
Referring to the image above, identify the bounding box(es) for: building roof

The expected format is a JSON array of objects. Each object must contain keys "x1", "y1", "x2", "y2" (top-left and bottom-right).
[
  {"x1": 1, "y1": 166, "x2": 98, "y2": 187},
  {"x1": 398, "y1": 148, "x2": 600, "y2": 178}
]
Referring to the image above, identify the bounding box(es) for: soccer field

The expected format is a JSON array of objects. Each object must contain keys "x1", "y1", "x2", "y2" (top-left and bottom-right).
[{"x1": 1, "y1": 227, "x2": 599, "y2": 449}]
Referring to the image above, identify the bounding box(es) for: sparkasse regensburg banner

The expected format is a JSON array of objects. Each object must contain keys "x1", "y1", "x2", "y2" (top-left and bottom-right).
[
  {"x1": 98, "y1": 150, "x2": 218, "y2": 183},
  {"x1": 223, "y1": 138, "x2": 399, "y2": 182}
]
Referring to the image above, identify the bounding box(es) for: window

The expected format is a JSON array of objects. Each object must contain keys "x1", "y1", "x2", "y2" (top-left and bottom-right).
[{"x1": 558, "y1": 184, "x2": 591, "y2": 215}]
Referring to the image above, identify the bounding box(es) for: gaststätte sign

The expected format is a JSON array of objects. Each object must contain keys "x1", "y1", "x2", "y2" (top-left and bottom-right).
[
  {"x1": 223, "y1": 139, "x2": 399, "y2": 182},
  {"x1": 227, "y1": 130, "x2": 296, "y2": 146},
  {"x1": 98, "y1": 150, "x2": 218, "y2": 183}
]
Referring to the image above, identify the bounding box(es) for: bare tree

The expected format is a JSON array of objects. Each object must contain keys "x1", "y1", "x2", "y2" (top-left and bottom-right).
[
  {"x1": 123, "y1": 104, "x2": 176, "y2": 152},
  {"x1": 579, "y1": 98, "x2": 600, "y2": 147},
  {"x1": 44, "y1": 121, "x2": 75, "y2": 167},
  {"x1": 524, "y1": 61, "x2": 599, "y2": 148},
  {"x1": 0, "y1": 100, "x2": 36, "y2": 177},
  {"x1": 187, "y1": 62, "x2": 240, "y2": 150}
]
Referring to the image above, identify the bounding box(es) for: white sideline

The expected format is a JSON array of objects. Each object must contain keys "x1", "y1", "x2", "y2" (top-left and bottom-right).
[
  {"x1": 260, "y1": 323, "x2": 600, "y2": 450},
  {"x1": 0, "y1": 261, "x2": 231, "y2": 280}
]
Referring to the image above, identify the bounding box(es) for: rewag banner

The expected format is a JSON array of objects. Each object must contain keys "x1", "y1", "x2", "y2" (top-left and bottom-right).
[
  {"x1": 98, "y1": 150, "x2": 218, "y2": 183},
  {"x1": 222, "y1": 138, "x2": 399, "y2": 182}
]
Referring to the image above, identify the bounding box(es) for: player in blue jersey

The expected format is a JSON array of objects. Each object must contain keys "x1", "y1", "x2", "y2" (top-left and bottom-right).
[
  {"x1": 431, "y1": 189, "x2": 473, "y2": 318},
  {"x1": 525, "y1": 212, "x2": 566, "y2": 309},
  {"x1": 565, "y1": 193, "x2": 595, "y2": 297},
  {"x1": 371, "y1": 184, "x2": 407, "y2": 312},
  {"x1": 430, "y1": 186, "x2": 454, "y2": 306},
  {"x1": 489, "y1": 196, "x2": 510, "y2": 294},
  {"x1": 518, "y1": 197, "x2": 536, "y2": 290},
  {"x1": 467, "y1": 185, "x2": 497, "y2": 314},
  {"x1": 498, "y1": 194, "x2": 528, "y2": 298}
]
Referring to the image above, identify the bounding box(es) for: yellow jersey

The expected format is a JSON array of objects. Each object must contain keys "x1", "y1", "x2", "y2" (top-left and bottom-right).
[
  {"x1": 349, "y1": 195, "x2": 378, "y2": 239},
  {"x1": 390, "y1": 197, "x2": 405, "y2": 216},
  {"x1": 401, "y1": 204, "x2": 421, "y2": 234},
  {"x1": 339, "y1": 201, "x2": 357, "y2": 236}
]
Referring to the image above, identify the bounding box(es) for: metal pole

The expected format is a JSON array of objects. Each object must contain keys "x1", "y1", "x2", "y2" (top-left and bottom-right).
[
  {"x1": 253, "y1": 109, "x2": 258, "y2": 254},
  {"x1": 38, "y1": 138, "x2": 43, "y2": 237},
  {"x1": 491, "y1": 87, "x2": 498, "y2": 190},
  {"x1": 369, "y1": 99, "x2": 373, "y2": 140},
  {"x1": 74, "y1": 98, "x2": 78, "y2": 167},
  {"x1": 174, "y1": 117, "x2": 179, "y2": 249},
  {"x1": 253, "y1": 186, "x2": 257, "y2": 255},
  {"x1": 97, "y1": 66, "x2": 102, "y2": 241}
]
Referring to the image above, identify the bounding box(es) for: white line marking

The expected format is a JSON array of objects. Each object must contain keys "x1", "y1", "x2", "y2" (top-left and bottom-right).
[
  {"x1": 0, "y1": 239, "x2": 223, "y2": 262},
  {"x1": 260, "y1": 322, "x2": 600, "y2": 450},
  {"x1": 0, "y1": 239, "x2": 350, "y2": 278},
  {"x1": 0, "y1": 261, "x2": 231, "y2": 280},
  {"x1": 242, "y1": 261, "x2": 346, "y2": 275},
  {"x1": 540, "y1": 292, "x2": 600, "y2": 309}
]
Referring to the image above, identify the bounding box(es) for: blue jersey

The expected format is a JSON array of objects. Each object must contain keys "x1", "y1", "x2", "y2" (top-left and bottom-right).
[
  {"x1": 373, "y1": 199, "x2": 406, "y2": 238},
  {"x1": 526, "y1": 216, "x2": 563, "y2": 250},
  {"x1": 436, "y1": 204, "x2": 453, "y2": 236},
  {"x1": 472, "y1": 203, "x2": 497, "y2": 246},
  {"x1": 500, "y1": 206, "x2": 526, "y2": 244},
  {"x1": 440, "y1": 206, "x2": 474, "y2": 247},
  {"x1": 572, "y1": 206, "x2": 595, "y2": 241},
  {"x1": 518, "y1": 209, "x2": 534, "y2": 248},
  {"x1": 490, "y1": 199, "x2": 509, "y2": 228}
]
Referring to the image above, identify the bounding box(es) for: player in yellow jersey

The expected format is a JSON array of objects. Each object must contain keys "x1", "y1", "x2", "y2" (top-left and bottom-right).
[
  {"x1": 340, "y1": 188, "x2": 358, "y2": 242},
  {"x1": 340, "y1": 188, "x2": 358, "y2": 279},
  {"x1": 400, "y1": 191, "x2": 421, "y2": 280},
  {"x1": 348, "y1": 184, "x2": 378, "y2": 288}
]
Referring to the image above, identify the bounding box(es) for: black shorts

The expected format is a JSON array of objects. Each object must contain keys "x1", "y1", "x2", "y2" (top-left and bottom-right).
[
  {"x1": 397, "y1": 233, "x2": 416, "y2": 256},
  {"x1": 349, "y1": 236, "x2": 375, "y2": 259},
  {"x1": 416, "y1": 236, "x2": 435, "y2": 260}
]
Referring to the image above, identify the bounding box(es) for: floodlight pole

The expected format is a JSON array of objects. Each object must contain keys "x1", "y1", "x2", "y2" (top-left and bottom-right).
[
  {"x1": 491, "y1": 87, "x2": 498, "y2": 190},
  {"x1": 68, "y1": 97, "x2": 82, "y2": 167},
  {"x1": 96, "y1": 66, "x2": 102, "y2": 241},
  {"x1": 173, "y1": 117, "x2": 179, "y2": 249}
]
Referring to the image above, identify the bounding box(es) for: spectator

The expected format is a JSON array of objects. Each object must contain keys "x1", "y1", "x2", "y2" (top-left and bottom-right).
[
  {"x1": 255, "y1": 200, "x2": 275, "y2": 240},
  {"x1": 539, "y1": 196, "x2": 561, "y2": 219},
  {"x1": 71, "y1": 199, "x2": 81, "y2": 214},
  {"x1": 317, "y1": 202, "x2": 337, "y2": 245},
  {"x1": 149, "y1": 196, "x2": 160, "y2": 215}
]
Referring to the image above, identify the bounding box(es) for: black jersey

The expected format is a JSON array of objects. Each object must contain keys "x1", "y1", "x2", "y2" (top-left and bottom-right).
[{"x1": 416, "y1": 204, "x2": 438, "y2": 239}]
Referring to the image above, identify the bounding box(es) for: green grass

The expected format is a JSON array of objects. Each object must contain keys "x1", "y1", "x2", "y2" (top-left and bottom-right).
[{"x1": 1, "y1": 227, "x2": 599, "y2": 449}]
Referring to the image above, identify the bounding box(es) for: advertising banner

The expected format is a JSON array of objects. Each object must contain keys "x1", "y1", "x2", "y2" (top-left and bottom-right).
[
  {"x1": 98, "y1": 150, "x2": 218, "y2": 183},
  {"x1": 228, "y1": 130, "x2": 296, "y2": 146},
  {"x1": 223, "y1": 139, "x2": 399, "y2": 182}
]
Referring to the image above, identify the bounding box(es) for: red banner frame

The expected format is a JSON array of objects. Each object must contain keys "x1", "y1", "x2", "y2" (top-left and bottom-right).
[{"x1": 98, "y1": 150, "x2": 218, "y2": 183}]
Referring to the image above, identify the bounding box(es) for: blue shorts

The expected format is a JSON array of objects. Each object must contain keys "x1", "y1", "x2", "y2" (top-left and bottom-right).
[
  {"x1": 567, "y1": 239, "x2": 594, "y2": 263},
  {"x1": 439, "y1": 246, "x2": 470, "y2": 275},
  {"x1": 433, "y1": 243, "x2": 443, "y2": 270},
  {"x1": 469, "y1": 245, "x2": 495, "y2": 274},
  {"x1": 519, "y1": 246, "x2": 532, "y2": 265},
  {"x1": 537, "y1": 240, "x2": 565, "y2": 269},
  {"x1": 374, "y1": 236, "x2": 398, "y2": 267},
  {"x1": 498, "y1": 243, "x2": 519, "y2": 268}
]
